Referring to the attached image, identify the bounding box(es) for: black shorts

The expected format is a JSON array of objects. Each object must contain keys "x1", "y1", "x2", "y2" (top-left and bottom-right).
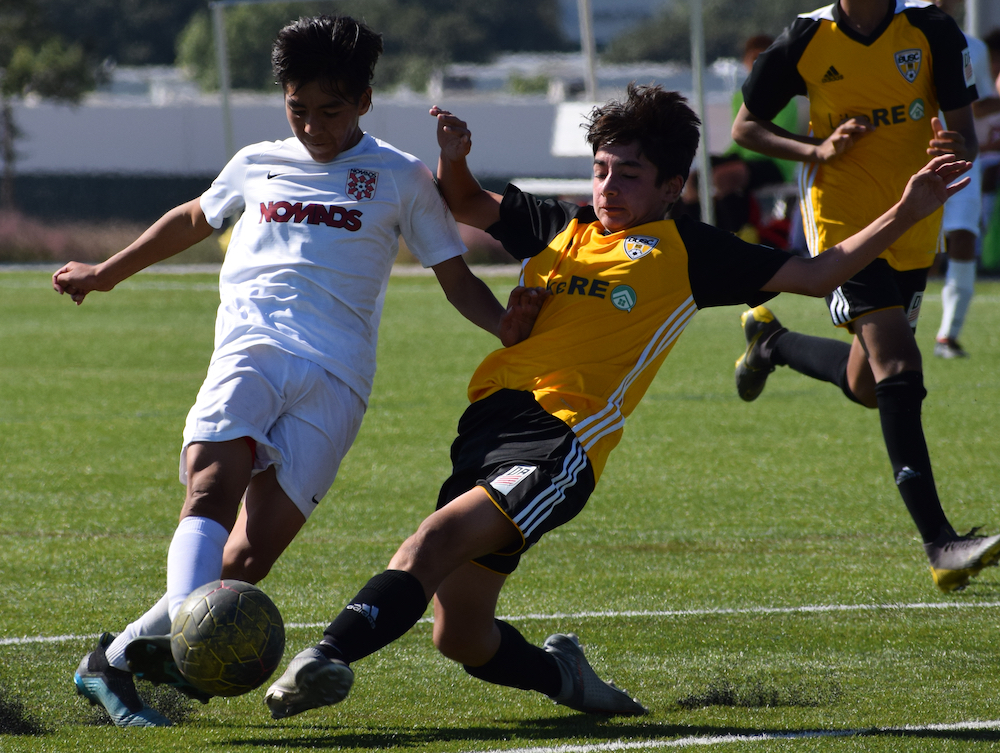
[
  {"x1": 825, "y1": 258, "x2": 928, "y2": 333},
  {"x1": 437, "y1": 389, "x2": 595, "y2": 575}
]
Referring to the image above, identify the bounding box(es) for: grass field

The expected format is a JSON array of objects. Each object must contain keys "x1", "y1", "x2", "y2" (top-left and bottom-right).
[{"x1": 1, "y1": 268, "x2": 999, "y2": 752}]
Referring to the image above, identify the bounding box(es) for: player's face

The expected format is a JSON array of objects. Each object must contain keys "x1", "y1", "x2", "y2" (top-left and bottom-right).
[
  {"x1": 592, "y1": 143, "x2": 681, "y2": 233},
  {"x1": 285, "y1": 80, "x2": 371, "y2": 163}
]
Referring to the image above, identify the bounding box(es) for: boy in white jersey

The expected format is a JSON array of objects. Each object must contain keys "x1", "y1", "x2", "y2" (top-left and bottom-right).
[
  {"x1": 262, "y1": 85, "x2": 970, "y2": 720},
  {"x1": 55, "y1": 15, "x2": 541, "y2": 728}
]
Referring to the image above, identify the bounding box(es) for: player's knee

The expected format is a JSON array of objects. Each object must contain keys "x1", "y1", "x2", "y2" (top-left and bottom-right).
[{"x1": 221, "y1": 547, "x2": 270, "y2": 584}]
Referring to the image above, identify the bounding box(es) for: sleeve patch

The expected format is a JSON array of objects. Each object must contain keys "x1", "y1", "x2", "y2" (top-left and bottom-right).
[{"x1": 962, "y1": 47, "x2": 975, "y2": 88}]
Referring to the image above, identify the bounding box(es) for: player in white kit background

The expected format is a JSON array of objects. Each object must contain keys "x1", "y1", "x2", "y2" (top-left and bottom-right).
[{"x1": 53, "y1": 14, "x2": 542, "y2": 727}]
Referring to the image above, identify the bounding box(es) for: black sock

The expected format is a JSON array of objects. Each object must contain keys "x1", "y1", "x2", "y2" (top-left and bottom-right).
[
  {"x1": 874, "y1": 371, "x2": 950, "y2": 543},
  {"x1": 318, "y1": 570, "x2": 429, "y2": 665},
  {"x1": 463, "y1": 620, "x2": 562, "y2": 697},
  {"x1": 771, "y1": 332, "x2": 861, "y2": 404}
]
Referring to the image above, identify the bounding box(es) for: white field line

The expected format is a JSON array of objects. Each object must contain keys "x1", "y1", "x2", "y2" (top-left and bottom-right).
[
  {"x1": 5, "y1": 599, "x2": 1000, "y2": 647},
  {"x1": 458, "y1": 720, "x2": 1000, "y2": 753}
]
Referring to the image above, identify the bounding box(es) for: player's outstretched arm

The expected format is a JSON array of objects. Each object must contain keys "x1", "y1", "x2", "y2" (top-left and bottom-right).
[
  {"x1": 53, "y1": 198, "x2": 213, "y2": 305},
  {"x1": 431, "y1": 256, "x2": 547, "y2": 347},
  {"x1": 764, "y1": 154, "x2": 971, "y2": 296},
  {"x1": 429, "y1": 106, "x2": 502, "y2": 230},
  {"x1": 732, "y1": 104, "x2": 873, "y2": 164}
]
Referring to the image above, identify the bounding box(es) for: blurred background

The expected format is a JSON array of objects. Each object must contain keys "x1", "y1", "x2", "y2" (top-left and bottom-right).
[{"x1": 1, "y1": 0, "x2": 998, "y2": 264}]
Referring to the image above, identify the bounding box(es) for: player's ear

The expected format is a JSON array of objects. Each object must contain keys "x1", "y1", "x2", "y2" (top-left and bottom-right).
[
  {"x1": 358, "y1": 87, "x2": 373, "y2": 116},
  {"x1": 662, "y1": 174, "x2": 684, "y2": 206}
]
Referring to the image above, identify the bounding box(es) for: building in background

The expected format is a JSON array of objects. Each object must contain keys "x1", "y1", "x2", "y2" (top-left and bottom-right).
[{"x1": 558, "y1": 0, "x2": 667, "y2": 46}]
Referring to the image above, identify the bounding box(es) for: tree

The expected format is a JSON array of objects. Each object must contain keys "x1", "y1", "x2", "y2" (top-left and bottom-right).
[
  {"x1": 0, "y1": 0, "x2": 95, "y2": 207},
  {"x1": 602, "y1": 0, "x2": 823, "y2": 64},
  {"x1": 176, "y1": 0, "x2": 570, "y2": 94},
  {"x1": 34, "y1": 0, "x2": 206, "y2": 67}
]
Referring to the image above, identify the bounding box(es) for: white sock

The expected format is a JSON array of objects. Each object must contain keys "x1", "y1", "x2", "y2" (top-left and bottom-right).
[
  {"x1": 937, "y1": 259, "x2": 976, "y2": 341},
  {"x1": 166, "y1": 516, "x2": 230, "y2": 621},
  {"x1": 105, "y1": 594, "x2": 171, "y2": 671}
]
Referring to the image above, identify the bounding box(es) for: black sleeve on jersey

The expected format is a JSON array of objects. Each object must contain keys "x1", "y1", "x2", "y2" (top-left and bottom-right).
[
  {"x1": 742, "y1": 17, "x2": 821, "y2": 121},
  {"x1": 674, "y1": 215, "x2": 792, "y2": 309},
  {"x1": 486, "y1": 184, "x2": 598, "y2": 261},
  {"x1": 904, "y1": 5, "x2": 977, "y2": 111}
]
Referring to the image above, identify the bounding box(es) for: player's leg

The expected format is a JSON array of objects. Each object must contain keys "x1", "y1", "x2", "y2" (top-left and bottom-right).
[
  {"x1": 857, "y1": 306, "x2": 1000, "y2": 591},
  {"x1": 935, "y1": 229, "x2": 976, "y2": 358},
  {"x1": 265, "y1": 486, "x2": 519, "y2": 718},
  {"x1": 224, "y1": 358, "x2": 366, "y2": 583},
  {"x1": 935, "y1": 158, "x2": 981, "y2": 358},
  {"x1": 735, "y1": 306, "x2": 869, "y2": 405},
  {"x1": 434, "y1": 563, "x2": 646, "y2": 715},
  {"x1": 168, "y1": 438, "x2": 254, "y2": 618},
  {"x1": 76, "y1": 440, "x2": 251, "y2": 727},
  {"x1": 221, "y1": 466, "x2": 306, "y2": 584}
]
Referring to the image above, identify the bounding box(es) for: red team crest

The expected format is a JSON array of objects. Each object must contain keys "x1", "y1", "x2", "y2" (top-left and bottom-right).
[{"x1": 346, "y1": 169, "x2": 378, "y2": 201}]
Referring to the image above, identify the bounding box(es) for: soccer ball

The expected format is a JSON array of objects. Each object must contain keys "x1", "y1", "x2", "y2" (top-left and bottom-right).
[{"x1": 170, "y1": 579, "x2": 285, "y2": 697}]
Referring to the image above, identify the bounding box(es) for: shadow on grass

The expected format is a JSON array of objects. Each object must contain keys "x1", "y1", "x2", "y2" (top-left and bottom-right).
[
  {"x1": 0, "y1": 685, "x2": 47, "y2": 735},
  {"x1": 223, "y1": 715, "x2": 1000, "y2": 749}
]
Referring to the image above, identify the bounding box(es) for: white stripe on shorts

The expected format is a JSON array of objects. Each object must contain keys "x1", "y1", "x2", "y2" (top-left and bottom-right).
[{"x1": 514, "y1": 440, "x2": 589, "y2": 539}]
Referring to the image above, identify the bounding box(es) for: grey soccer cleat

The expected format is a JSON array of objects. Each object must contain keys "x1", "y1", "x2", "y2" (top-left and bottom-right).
[
  {"x1": 264, "y1": 647, "x2": 354, "y2": 719},
  {"x1": 925, "y1": 528, "x2": 1000, "y2": 593},
  {"x1": 933, "y1": 338, "x2": 969, "y2": 359},
  {"x1": 543, "y1": 633, "x2": 647, "y2": 716},
  {"x1": 735, "y1": 306, "x2": 787, "y2": 402},
  {"x1": 125, "y1": 634, "x2": 213, "y2": 704},
  {"x1": 74, "y1": 632, "x2": 173, "y2": 727}
]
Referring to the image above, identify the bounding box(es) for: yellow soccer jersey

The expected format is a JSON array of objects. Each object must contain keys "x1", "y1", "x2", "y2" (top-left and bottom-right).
[
  {"x1": 743, "y1": 0, "x2": 976, "y2": 271},
  {"x1": 469, "y1": 187, "x2": 791, "y2": 479}
]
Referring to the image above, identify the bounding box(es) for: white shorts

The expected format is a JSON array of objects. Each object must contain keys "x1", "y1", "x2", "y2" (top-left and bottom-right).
[
  {"x1": 941, "y1": 158, "x2": 983, "y2": 237},
  {"x1": 181, "y1": 345, "x2": 366, "y2": 519}
]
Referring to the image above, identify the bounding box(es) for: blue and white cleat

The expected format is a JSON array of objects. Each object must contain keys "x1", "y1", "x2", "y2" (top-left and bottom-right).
[{"x1": 74, "y1": 633, "x2": 172, "y2": 727}]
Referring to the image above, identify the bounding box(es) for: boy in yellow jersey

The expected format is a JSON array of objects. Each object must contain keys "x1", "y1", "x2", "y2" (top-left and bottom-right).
[
  {"x1": 730, "y1": 0, "x2": 1000, "y2": 593},
  {"x1": 264, "y1": 84, "x2": 969, "y2": 719}
]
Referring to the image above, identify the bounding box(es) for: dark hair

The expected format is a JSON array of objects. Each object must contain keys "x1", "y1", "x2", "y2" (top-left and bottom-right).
[
  {"x1": 585, "y1": 84, "x2": 701, "y2": 184},
  {"x1": 744, "y1": 34, "x2": 775, "y2": 57},
  {"x1": 984, "y1": 28, "x2": 1000, "y2": 53},
  {"x1": 272, "y1": 15, "x2": 383, "y2": 101}
]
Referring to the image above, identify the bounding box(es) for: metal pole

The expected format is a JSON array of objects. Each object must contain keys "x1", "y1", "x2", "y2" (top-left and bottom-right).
[
  {"x1": 690, "y1": 0, "x2": 714, "y2": 225},
  {"x1": 577, "y1": 0, "x2": 598, "y2": 102},
  {"x1": 211, "y1": 1, "x2": 235, "y2": 159},
  {"x1": 965, "y1": 0, "x2": 979, "y2": 37}
]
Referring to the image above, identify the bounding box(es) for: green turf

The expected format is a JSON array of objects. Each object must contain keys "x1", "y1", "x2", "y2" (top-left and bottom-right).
[{"x1": 1, "y1": 270, "x2": 999, "y2": 751}]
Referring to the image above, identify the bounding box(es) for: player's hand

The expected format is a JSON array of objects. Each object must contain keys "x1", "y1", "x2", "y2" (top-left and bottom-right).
[
  {"x1": 816, "y1": 116, "x2": 873, "y2": 162},
  {"x1": 499, "y1": 286, "x2": 549, "y2": 347},
  {"x1": 52, "y1": 261, "x2": 110, "y2": 305},
  {"x1": 430, "y1": 106, "x2": 472, "y2": 162},
  {"x1": 897, "y1": 154, "x2": 971, "y2": 224},
  {"x1": 927, "y1": 116, "x2": 972, "y2": 160}
]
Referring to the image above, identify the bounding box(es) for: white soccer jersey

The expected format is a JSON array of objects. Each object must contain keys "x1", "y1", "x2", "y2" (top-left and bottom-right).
[{"x1": 199, "y1": 133, "x2": 466, "y2": 402}]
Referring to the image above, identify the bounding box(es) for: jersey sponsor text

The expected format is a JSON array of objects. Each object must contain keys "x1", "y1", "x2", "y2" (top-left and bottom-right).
[{"x1": 259, "y1": 200, "x2": 363, "y2": 231}]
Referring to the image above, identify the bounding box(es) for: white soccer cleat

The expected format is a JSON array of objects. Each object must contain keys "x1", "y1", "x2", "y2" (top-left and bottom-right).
[
  {"x1": 925, "y1": 529, "x2": 1000, "y2": 593},
  {"x1": 264, "y1": 647, "x2": 354, "y2": 719},
  {"x1": 544, "y1": 633, "x2": 648, "y2": 716}
]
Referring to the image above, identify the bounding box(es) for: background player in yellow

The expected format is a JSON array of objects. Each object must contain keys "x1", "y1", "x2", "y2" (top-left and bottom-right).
[
  {"x1": 730, "y1": 0, "x2": 997, "y2": 593},
  {"x1": 261, "y1": 84, "x2": 971, "y2": 720}
]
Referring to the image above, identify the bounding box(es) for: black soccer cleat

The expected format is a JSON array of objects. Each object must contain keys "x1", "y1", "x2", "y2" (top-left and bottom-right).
[
  {"x1": 735, "y1": 306, "x2": 787, "y2": 402},
  {"x1": 125, "y1": 635, "x2": 213, "y2": 704}
]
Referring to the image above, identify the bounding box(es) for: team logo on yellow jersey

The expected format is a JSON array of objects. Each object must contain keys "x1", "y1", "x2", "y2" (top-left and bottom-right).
[
  {"x1": 623, "y1": 235, "x2": 659, "y2": 260},
  {"x1": 894, "y1": 49, "x2": 921, "y2": 83},
  {"x1": 611, "y1": 285, "x2": 637, "y2": 312}
]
